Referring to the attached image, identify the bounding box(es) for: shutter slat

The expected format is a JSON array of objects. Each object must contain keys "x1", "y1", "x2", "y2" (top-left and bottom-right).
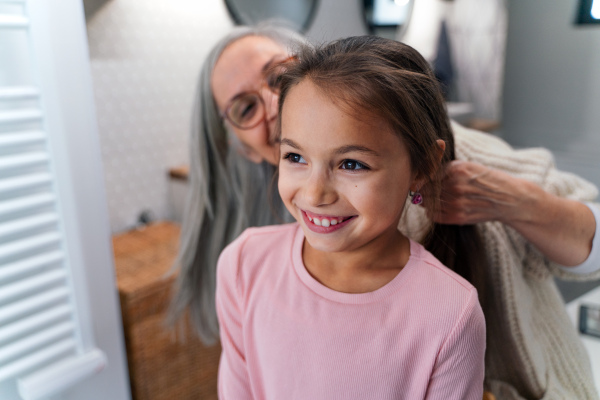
[
  {"x1": 0, "y1": 287, "x2": 69, "y2": 325},
  {"x1": 0, "y1": 131, "x2": 46, "y2": 147},
  {"x1": 0, "y1": 1, "x2": 111, "y2": 395},
  {"x1": 0, "y1": 173, "x2": 52, "y2": 193},
  {"x1": 0, "y1": 250, "x2": 63, "y2": 283},
  {"x1": 0, "y1": 232, "x2": 61, "y2": 259},
  {"x1": 0, "y1": 193, "x2": 55, "y2": 217},
  {"x1": 0, "y1": 109, "x2": 43, "y2": 124},
  {"x1": 0, "y1": 153, "x2": 49, "y2": 170},
  {"x1": 18, "y1": 350, "x2": 107, "y2": 400},
  {"x1": 0, "y1": 213, "x2": 59, "y2": 238},
  {"x1": 0, "y1": 322, "x2": 74, "y2": 364},
  {"x1": 0, "y1": 87, "x2": 39, "y2": 100},
  {"x1": 0, "y1": 269, "x2": 67, "y2": 303},
  {"x1": 0, "y1": 304, "x2": 71, "y2": 343},
  {"x1": 0, "y1": 339, "x2": 76, "y2": 381}
]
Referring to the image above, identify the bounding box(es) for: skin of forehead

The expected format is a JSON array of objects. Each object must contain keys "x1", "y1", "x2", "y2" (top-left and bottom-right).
[
  {"x1": 211, "y1": 35, "x2": 287, "y2": 112},
  {"x1": 281, "y1": 79, "x2": 409, "y2": 160}
]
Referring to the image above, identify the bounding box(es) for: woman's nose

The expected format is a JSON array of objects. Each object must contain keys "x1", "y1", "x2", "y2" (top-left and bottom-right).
[{"x1": 304, "y1": 169, "x2": 337, "y2": 207}]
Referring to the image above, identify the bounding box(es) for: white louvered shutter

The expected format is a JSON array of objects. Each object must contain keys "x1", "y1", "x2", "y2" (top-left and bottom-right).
[{"x1": 0, "y1": 1, "x2": 128, "y2": 399}]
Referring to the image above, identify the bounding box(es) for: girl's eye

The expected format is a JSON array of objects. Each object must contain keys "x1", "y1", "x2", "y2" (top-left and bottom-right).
[
  {"x1": 341, "y1": 159, "x2": 368, "y2": 170},
  {"x1": 283, "y1": 153, "x2": 306, "y2": 164}
]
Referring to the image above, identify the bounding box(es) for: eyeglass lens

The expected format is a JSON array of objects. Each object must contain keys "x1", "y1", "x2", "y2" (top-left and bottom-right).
[
  {"x1": 226, "y1": 59, "x2": 290, "y2": 129},
  {"x1": 229, "y1": 93, "x2": 263, "y2": 129}
]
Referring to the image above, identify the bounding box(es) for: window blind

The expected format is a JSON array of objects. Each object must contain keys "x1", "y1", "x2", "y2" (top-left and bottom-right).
[{"x1": 0, "y1": 1, "x2": 106, "y2": 399}]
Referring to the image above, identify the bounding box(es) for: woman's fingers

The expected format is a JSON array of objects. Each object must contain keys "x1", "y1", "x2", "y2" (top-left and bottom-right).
[{"x1": 436, "y1": 160, "x2": 515, "y2": 225}]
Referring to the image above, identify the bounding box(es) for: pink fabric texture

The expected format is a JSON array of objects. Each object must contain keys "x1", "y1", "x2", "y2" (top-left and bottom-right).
[{"x1": 216, "y1": 223, "x2": 485, "y2": 400}]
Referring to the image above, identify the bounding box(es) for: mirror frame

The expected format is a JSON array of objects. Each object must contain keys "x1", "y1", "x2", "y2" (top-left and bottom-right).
[
  {"x1": 362, "y1": 0, "x2": 414, "y2": 40},
  {"x1": 223, "y1": 0, "x2": 320, "y2": 33}
]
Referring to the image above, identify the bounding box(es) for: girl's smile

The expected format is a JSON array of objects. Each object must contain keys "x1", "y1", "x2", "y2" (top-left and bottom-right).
[{"x1": 301, "y1": 209, "x2": 356, "y2": 233}]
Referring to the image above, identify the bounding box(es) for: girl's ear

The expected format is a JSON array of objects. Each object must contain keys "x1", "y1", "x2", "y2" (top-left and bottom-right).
[
  {"x1": 410, "y1": 174, "x2": 426, "y2": 194},
  {"x1": 435, "y1": 139, "x2": 446, "y2": 164},
  {"x1": 409, "y1": 139, "x2": 447, "y2": 192}
]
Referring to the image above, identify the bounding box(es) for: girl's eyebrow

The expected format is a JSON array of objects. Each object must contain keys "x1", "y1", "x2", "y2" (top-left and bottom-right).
[
  {"x1": 280, "y1": 138, "x2": 301, "y2": 149},
  {"x1": 280, "y1": 139, "x2": 379, "y2": 157},
  {"x1": 334, "y1": 145, "x2": 379, "y2": 156}
]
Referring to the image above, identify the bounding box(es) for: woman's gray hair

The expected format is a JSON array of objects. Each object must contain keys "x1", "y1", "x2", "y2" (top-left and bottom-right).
[{"x1": 168, "y1": 22, "x2": 304, "y2": 345}]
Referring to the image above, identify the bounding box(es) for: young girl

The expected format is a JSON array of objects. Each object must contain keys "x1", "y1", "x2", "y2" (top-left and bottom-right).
[{"x1": 216, "y1": 36, "x2": 486, "y2": 400}]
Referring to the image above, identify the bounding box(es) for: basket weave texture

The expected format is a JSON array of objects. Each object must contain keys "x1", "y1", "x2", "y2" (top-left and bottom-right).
[{"x1": 113, "y1": 221, "x2": 221, "y2": 400}]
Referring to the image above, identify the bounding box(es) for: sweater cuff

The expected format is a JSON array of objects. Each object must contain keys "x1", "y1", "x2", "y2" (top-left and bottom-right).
[{"x1": 558, "y1": 203, "x2": 600, "y2": 275}]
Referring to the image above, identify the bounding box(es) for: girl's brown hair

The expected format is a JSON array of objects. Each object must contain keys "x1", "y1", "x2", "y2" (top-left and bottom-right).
[{"x1": 277, "y1": 35, "x2": 486, "y2": 296}]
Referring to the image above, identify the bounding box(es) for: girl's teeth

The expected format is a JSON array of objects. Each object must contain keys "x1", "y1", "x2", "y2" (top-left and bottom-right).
[{"x1": 306, "y1": 213, "x2": 346, "y2": 227}]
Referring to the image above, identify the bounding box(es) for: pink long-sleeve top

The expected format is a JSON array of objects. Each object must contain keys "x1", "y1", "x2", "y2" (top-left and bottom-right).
[{"x1": 216, "y1": 223, "x2": 486, "y2": 400}]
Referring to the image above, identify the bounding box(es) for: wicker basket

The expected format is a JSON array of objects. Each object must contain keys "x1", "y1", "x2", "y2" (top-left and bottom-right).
[{"x1": 113, "y1": 222, "x2": 221, "y2": 400}]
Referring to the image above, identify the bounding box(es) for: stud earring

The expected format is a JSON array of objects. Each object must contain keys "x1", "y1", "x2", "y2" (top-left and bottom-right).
[{"x1": 410, "y1": 190, "x2": 423, "y2": 205}]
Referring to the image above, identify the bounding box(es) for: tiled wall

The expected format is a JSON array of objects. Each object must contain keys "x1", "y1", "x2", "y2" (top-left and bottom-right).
[{"x1": 85, "y1": 0, "x2": 233, "y2": 233}]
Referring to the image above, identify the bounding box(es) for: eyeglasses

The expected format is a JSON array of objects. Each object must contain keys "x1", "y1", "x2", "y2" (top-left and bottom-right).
[{"x1": 220, "y1": 56, "x2": 295, "y2": 130}]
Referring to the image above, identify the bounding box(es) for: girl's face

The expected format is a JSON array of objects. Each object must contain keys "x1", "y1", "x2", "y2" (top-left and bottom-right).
[
  {"x1": 278, "y1": 80, "x2": 419, "y2": 254},
  {"x1": 211, "y1": 35, "x2": 288, "y2": 165}
]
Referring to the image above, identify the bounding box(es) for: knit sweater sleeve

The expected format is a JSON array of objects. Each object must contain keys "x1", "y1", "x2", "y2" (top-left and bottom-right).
[
  {"x1": 554, "y1": 203, "x2": 600, "y2": 276},
  {"x1": 216, "y1": 235, "x2": 253, "y2": 400},
  {"x1": 451, "y1": 120, "x2": 600, "y2": 281},
  {"x1": 425, "y1": 288, "x2": 486, "y2": 400}
]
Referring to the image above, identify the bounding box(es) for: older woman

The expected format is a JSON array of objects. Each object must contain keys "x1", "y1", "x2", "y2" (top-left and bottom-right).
[{"x1": 170, "y1": 23, "x2": 600, "y2": 399}]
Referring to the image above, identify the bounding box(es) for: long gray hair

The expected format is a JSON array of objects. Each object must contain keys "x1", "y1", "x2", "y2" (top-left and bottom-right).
[{"x1": 168, "y1": 23, "x2": 304, "y2": 345}]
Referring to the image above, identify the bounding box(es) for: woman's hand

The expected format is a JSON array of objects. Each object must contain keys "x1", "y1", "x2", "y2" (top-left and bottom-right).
[
  {"x1": 436, "y1": 160, "x2": 521, "y2": 225},
  {"x1": 436, "y1": 160, "x2": 596, "y2": 267}
]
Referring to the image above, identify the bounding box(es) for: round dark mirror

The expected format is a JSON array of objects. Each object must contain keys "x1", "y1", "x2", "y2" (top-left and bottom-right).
[
  {"x1": 363, "y1": 0, "x2": 414, "y2": 40},
  {"x1": 224, "y1": 0, "x2": 319, "y2": 32}
]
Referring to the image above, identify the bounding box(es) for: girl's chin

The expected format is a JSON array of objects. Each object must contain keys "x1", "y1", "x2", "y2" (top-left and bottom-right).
[{"x1": 303, "y1": 236, "x2": 344, "y2": 254}]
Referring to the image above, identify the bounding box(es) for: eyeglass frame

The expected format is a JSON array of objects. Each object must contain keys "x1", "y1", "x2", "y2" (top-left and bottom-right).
[{"x1": 219, "y1": 56, "x2": 296, "y2": 130}]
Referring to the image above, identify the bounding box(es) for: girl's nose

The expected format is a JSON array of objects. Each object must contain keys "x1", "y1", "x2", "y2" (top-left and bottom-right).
[{"x1": 304, "y1": 169, "x2": 337, "y2": 207}]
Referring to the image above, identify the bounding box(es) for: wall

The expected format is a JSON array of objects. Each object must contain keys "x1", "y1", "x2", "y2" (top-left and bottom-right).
[
  {"x1": 401, "y1": 0, "x2": 508, "y2": 121},
  {"x1": 305, "y1": 0, "x2": 367, "y2": 41},
  {"x1": 444, "y1": 0, "x2": 507, "y2": 121},
  {"x1": 84, "y1": 0, "x2": 366, "y2": 233},
  {"x1": 502, "y1": 0, "x2": 600, "y2": 188},
  {"x1": 85, "y1": 0, "x2": 233, "y2": 233}
]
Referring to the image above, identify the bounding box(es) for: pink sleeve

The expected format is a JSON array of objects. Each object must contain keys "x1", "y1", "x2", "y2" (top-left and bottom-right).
[
  {"x1": 425, "y1": 288, "x2": 486, "y2": 400},
  {"x1": 216, "y1": 240, "x2": 253, "y2": 400}
]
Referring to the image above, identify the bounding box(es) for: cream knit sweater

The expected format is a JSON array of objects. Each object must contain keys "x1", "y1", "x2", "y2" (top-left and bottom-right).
[{"x1": 401, "y1": 121, "x2": 600, "y2": 400}]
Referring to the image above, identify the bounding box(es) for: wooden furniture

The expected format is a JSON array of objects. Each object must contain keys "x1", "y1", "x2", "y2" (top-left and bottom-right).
[
  {"x1": 112, "y1": 222, "x2": 221, "y2": 400},
  {"x1": 168, "y1": 165, "x2": 189, "y2": 181}
]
